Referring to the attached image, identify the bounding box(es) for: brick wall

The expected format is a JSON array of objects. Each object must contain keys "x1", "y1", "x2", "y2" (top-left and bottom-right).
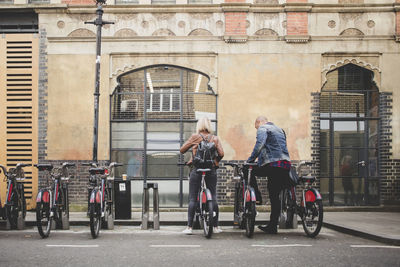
[
  {"x1": 216, "y1": 161, "x2": 269, "y2": 205},
  {"x1": 38, "y1": 28, "x2": 48, "y2": 162},
  {"x1": 37, "y1": 160, "x2": 109, "y2": 205},
  {"x1": 379, "y1": 92, "x2": 400, "y2": 205}
]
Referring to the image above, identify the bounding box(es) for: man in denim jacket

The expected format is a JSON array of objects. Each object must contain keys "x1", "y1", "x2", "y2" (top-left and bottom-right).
[{"x1": 247, "y1": 116, "x2": 291, "y2": 234}]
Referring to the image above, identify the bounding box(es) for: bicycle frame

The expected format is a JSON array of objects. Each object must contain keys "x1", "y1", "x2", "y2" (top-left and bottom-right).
[{"x1": 244, "y1": 166, "x2": 257, "y2": 205}]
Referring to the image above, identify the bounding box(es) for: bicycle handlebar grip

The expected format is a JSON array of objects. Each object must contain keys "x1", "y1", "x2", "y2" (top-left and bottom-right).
[
  {"x1": 113, "y1": 162, "x2": 123, "y2": 167},
  {"x1": 17, "y1": 163, "x2": 31, "y2": 168},
  {"x1": 177, "y1": 162, "x2": 187, "y2": 166}
]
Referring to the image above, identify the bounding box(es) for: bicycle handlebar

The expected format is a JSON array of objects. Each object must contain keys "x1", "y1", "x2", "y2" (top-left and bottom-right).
[
  {"x1": 110, "y1": 162, "x2": 123, "y2": 167},
  {"x1": 82, "y1": 162, "x2": 97, "y2": 167},
  {"x1": 0, "y1": 165, "x2": 7, "y2": 175},
  {"x1": 62, "y1": 162, "x2": 76, "y2": 168},
  {"x1": 224, "y1": 163, "x2": 238, "y2": 167}
]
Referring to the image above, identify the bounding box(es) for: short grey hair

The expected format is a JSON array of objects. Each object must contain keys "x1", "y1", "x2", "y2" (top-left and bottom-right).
[{"x1": 256, "y1": 116, "x2": 268, "y2": 123}]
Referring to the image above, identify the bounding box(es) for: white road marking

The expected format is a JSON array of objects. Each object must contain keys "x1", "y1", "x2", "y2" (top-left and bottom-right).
[
  {"x1": 46, "y1": 245, "x2": 99, "y2": 248},
  {"x1": 150, "y1": 245, "x2": 201, "y2": 248},
  {"x1": 252, "y1": 244, "x2": 312, "y2": 248},
  {"x1": 350, "y1": 245, "x2": 400, "y2": 249}
]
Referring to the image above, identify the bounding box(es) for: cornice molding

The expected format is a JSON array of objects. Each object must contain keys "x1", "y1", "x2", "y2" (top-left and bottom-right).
[
  {"x1": 284, "y1": 35, "x2": 310, "y2": 43},
  {"x1": 1, "y1": 3, "x2": 396, "y2": 14}
]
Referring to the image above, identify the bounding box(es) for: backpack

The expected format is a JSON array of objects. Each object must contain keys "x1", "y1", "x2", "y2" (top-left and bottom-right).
[{"x1": 193, "y1": 134, "x2": 217, "y2": 169}]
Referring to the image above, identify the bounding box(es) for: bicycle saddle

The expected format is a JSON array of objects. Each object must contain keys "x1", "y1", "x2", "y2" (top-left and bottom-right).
[
  {"x1": 299, "y1": 175, "x2": 316, "y2": 183},
  {"x1": 196, "y1": 168, "x2": 211, "y2": 173},
  {"x1": 89, "y1": 168, "x2": 106, "y2": 175},
  {"x1": 34, "y1": 164, "x2": 53, "y2": 171},
  {"x1": 244, "y1": 162, "x2": 258, "y2": 167}
]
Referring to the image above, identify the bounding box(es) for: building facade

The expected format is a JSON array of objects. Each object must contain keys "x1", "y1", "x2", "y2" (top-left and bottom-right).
[{"x1": 1, "y1": 0, "x2": 399, "y2": 209}]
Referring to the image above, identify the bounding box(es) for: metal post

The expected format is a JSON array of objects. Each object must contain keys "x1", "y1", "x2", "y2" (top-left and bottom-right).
[{"x1": 85, "y1": 1, "x2": 114, "y2": 163}]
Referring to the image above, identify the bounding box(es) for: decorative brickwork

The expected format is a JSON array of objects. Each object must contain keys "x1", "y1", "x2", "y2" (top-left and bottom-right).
[
  {"x1": 224, "y1": 12, "x2": 247, "y2": 36},
  {"x1": 61, "y1": 0, "x2": 94, "y2": 4},
  {"x1": 396, "y1": 12, "x2": 400, "y2": 42},
  {"x1": 286, "y1": 12, "x2": 308, "y2": 36}
]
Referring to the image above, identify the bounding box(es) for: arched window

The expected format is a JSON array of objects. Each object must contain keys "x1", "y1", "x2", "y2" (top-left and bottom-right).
[
  {"x1": 320, "y1": 63, "x2": 380, "y2": 206},
  {"x1": 110, "y1": 65, "x2": 217, "y2": 207}
]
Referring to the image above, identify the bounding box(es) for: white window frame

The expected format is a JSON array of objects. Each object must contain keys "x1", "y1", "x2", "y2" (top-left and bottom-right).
[{"x1": 147, "y1": 88, "x2": 180, "y2": 113}]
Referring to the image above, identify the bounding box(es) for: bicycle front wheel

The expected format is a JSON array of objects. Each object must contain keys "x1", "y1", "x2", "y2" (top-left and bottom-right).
[
  {"x1": 245, "y1": 201, "x2": 256, "y2": 238},
  {"x1": 202, "y1": 200, "x2": 213, "y2": 239},
  {"x1": 89, "y1": 203, "x2": 101, "y2": 239},
  {"x1": 36, "y1": 202, "x2": 52, "y2": 238},
  {"x1": 302, "y1": 200, "x2": 323, "y2": 238},
  {"x1": 234, "y1": 182, "x2": 244, "y2": 229},
  {"x1": 6, "y1": 195, "x2": 19, "y2": 229}
]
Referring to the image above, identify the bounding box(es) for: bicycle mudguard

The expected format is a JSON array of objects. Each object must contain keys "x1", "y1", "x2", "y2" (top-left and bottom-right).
[
  {"x1": 89, "y1": 190, "x2": 101, "y2": 204},
  {"x1": 305, "y1": 188, "x2": 322, "y2": 203},
  {"x1": 36, "y1": 189, "x2": 50, "y2": 203},
  {"x1": 204, "y1": 188, "x2": 212, "y2": 202},
  {"x1": 245, "y1": 187, "x2": 257, "y2": 203},
  {"x1": 6, "y1": 183, "x2": 13, "y2": 204}
]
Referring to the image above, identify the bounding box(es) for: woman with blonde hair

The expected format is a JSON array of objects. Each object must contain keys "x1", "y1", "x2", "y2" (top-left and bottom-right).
[{"x1": 180, "y1": 117, "x2": 224, "y2": 234}]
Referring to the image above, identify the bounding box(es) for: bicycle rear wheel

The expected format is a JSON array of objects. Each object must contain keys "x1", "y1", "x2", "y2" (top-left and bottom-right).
[
  {"x1": 302, "y1": 200, "x2": 323, "y2": 238},
  {"x1": 245, "y1": 202, "x2": 256, "y2": 238},
  {"x1": 89, "y1": 203, "x2": 101, "y2": 239},
  {"x1": 202, "y1": 200, "x2": 213, "y2": 239},
  {"x1": 36, "y1": 202, "x2": 52, "y2": 238}
]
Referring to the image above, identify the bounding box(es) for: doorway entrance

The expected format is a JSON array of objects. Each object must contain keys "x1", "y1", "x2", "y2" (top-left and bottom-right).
[{"x1": 319, "y1": 64, "x2": 380, "y2": 206}]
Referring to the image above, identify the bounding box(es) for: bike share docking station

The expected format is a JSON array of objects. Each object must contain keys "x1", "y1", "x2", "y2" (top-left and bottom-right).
[{"x1": 141, "y1": 182, "x2": 160, "y2": 230}]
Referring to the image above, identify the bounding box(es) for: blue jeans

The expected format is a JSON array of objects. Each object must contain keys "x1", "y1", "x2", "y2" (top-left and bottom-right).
[{"x1": 187, "y1": 168, "x2": 219, "y2": 227}]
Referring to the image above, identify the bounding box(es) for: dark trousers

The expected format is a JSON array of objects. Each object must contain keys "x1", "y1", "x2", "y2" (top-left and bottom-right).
[
  {"x1": 251, "y1": 166, "x2": 290, "y2": 228},
  {"x1": 187, "y1": 168, "x2": 219, "y2": 227}
]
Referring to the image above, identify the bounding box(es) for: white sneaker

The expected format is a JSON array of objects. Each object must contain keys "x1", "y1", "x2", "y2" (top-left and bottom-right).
[
  {"x1": 213, "y1": 227, "x2": 223, "y2": 233},
  {"x1": 182, "y1": 227, "x2": 193, "y2": 235}
]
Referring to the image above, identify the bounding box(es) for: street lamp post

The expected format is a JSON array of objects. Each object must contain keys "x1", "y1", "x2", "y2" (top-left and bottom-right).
[{"x1": 85, "y1": 0, "x2": 113, "y2": 163}]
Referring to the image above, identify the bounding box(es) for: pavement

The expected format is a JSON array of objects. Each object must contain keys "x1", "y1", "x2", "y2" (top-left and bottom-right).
[{"x1": 1, "y1": 209, "x2": 399, "y2": 246}]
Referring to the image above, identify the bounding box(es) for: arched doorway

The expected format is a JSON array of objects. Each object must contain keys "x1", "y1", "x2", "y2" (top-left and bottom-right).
[
  {"x1": 110, "y1": 65, "x2": 217, "y2": 207},
  {"x1": 319, "y1": 63, "x2": 380, "y2": 206}
]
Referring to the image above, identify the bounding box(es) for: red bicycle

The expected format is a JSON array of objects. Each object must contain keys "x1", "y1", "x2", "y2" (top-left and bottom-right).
[{"x1": 0, "y1": 163, "x2": 29, "y2": 230}]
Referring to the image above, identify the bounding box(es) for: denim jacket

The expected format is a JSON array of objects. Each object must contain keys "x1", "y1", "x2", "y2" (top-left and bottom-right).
[{"x1": 247, "y1": 122, "x2": 290, "y2": 166}]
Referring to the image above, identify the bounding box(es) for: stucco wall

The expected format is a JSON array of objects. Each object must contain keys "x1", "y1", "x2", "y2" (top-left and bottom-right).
[
  {"x1": 217, "y1": 53, "x2": 321, "y2": 161},
  {"x1": 47, "y1": 54, "x2": 110, "y2": 160},
  {"x1": 381, "y1": 53, "x2": 400, "y2": 158}
]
